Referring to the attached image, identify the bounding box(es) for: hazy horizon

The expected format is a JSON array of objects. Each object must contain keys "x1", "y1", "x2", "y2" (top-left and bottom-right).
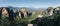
[{"x1": 0, "y1": 0, "x2": 60, "y2": 8}]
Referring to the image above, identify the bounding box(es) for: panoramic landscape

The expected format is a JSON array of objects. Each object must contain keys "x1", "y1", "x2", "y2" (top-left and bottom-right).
[{"x1": 0, "y1": 0, "x2": 60, "y2": 26}]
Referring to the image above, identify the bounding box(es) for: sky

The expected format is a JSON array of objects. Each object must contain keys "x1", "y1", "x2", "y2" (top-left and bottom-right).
[{"x1": 0, "y1": 0, "x2": 60, "y2": 8}]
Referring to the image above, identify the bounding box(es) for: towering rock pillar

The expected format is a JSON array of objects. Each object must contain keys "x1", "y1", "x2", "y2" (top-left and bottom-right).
[
  {"x1": 21, "y1": 8, "x2": 27, "y2": 18},
  {"x1": 46, "y1": 7, "x2": 53, "y2": 16},
  {"x1": 53, "y1": 7, "x2": 60, "y2": 15},
  {"x1": 2, "y1": 7, "x2": 9, "y2": 17}
]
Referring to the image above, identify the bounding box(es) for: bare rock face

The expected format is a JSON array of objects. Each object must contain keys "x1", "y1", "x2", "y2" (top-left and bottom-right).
[
  {"x1": 53, "y1": 7, "x2": 60, "y2": 15},
  {"x1": 32, "y1": 11, "x2": 35, "y2": 15},
  {"x1": 2, "y1": 7, "x2": 9, "y2": 17},
  {"x1": 18, "y1": 12, "x2": 21, "y2": 18},
  {"x1": 21, "y1": 8, "x2": 27, "y2": 18},
  {"x1": 46, "y1": 7, "x2": 53, "y2": 16},
  {"x1": 56, "y1": 8, "x2": 60, "y2": 10}
]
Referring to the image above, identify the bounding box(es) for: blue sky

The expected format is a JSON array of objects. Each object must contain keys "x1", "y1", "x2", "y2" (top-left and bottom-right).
[{"x1": 0, "y1": 0, "x2": 60, "y2": 8}]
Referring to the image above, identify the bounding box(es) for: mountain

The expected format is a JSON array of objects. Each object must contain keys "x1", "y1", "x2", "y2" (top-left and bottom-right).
[{"x1": 6, "y1": 6, "x2": 47, "y2": 12}]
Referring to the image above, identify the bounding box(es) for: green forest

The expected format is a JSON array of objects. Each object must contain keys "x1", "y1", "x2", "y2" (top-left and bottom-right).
[{"x1": 0, "y1": 12, "x2": 60, "y2": 26}]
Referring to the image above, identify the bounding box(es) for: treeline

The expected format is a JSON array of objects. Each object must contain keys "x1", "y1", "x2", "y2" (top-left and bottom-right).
[
  {"x1": 0, "y1": 7, "x2": 37, "y2": 26},
  {"x1": 29, "y1": 14, "x2": 60, "y2": 26},
  {"x1": 0, "y1": 7, "x2": 60, "y2": 26},
  {"x1": 1, "y1": 14, "x2": 60, "y2": 26}
]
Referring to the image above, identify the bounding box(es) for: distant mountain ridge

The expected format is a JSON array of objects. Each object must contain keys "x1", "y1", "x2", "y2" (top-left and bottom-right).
[{"x1": 1, "y1": 6, "x2": 47, "y2": 12}]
